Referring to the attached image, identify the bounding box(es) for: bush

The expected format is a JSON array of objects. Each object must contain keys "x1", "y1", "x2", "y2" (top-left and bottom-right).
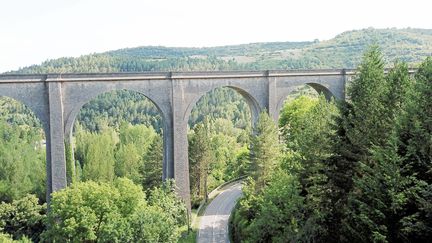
[
  {"x1": 0, "y1": 195, "x2": 45, "y2": 242},
  {"x1": 41, "y1": 178, "x2": 186, "y2": 242}
]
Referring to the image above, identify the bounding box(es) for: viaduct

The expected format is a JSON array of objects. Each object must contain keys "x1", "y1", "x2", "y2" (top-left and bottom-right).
[{"x1": 0, "y1": 69, "x2": 354, "y2": 209}]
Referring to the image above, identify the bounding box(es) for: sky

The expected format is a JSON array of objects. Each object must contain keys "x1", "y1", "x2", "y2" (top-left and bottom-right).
[{"x1": 1, "y1": 0, "x2": 431, "y2": 73}]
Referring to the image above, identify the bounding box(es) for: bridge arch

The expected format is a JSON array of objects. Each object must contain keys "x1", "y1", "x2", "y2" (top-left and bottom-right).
[
  {"x1": 185, "y1": 85, "x2": 261, "y2": 208},
  {"x1": 0, "y1": 84, "x2": 49, "y2": 134},
  {"x1": 63, "y1": 87, "x2": 170, "y2": 181},
  {"x1": 64, "y1": 88, "x2": 166, "y2": 140},
  {"x1": 276, "y1": 83, "x2": 337, "y2": 117},
  {"x1": 183, "y1": 85, "x2": 263, "y2": 126}
]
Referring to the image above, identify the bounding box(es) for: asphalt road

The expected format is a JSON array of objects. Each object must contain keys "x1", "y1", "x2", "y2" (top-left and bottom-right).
[{"x1": 197, "y1": 182, "x2": 243, "y2": 243}]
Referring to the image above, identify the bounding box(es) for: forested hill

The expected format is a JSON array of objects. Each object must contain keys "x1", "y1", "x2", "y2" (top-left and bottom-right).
[{"x1": 9, "y1": 28, "x2": 432, "y2": 74}]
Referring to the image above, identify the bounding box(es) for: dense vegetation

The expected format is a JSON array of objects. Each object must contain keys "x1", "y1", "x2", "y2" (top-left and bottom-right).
[
  {"x1": 230, "y1": 48, "x2": 432, "y2": 242},
  {"x1": 1, "y1": 28, "x2": 432, "y2": 242}
]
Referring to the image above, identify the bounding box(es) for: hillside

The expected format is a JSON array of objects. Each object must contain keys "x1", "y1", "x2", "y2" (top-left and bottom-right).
[{"x1": 8, "y1": 28, "x2": 432, "y2": 74}]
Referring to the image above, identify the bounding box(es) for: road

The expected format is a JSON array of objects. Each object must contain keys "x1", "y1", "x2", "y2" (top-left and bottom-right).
[{"x1": 197, "y1": 182, "x2": 243, "y2": 243}]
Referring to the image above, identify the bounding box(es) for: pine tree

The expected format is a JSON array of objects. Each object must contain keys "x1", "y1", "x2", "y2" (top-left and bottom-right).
[
  {"x1": 249, "y1": 111, "x2": 280, "y2": 192},
  {"x1": 189, "y1": 118, "x2": 213, "y2": 203},
  {"x1": 322, "y1": 46, "x2": 392, "y2": 241},
  {"x1": 342, "y1": 61, "x2": 413, "y2": 242},
  {"x1": 394, "y1": 57, "x2": 432, "y2": 241},
  {"x1": 141, "y1": 135, "x2": 163, "y2": 190}
]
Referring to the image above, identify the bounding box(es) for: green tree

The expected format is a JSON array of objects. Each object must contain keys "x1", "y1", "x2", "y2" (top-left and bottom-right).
[
  {"x1": 115, "y1": 143, "x2": 141, "y2": 184},
  {"x1": 81, "y1": 130, "x2": 117, "y2": 182},
  {"x1": 393, "y1": 57, "x2": 432, "y2": 241},
  {"x1": 0, "y1": 195, "x2": 45, "y2": 242},
  {"x1": 141, "y1": 135, "x2": 163, "y2": 190},
  {"x1": 249, "y1": 111, "x2": 280, "y2": 191},
  {"x1": 0, "y1": 120, "x2": 46, "y2": 202},
  {"x1": 189, "y1": 118, "x2": 213, "y2": 204},
  {"x1": 65, "y1": 141, "x2": 76, "y2": 185},
  {"x1": 322, "y1": 46, "x2": 391, "y2": 241},
  {"x1": 231, "y1": 170, "x2": 305, "y2": 243},
  {"x1": 342, "y1": 61, "x2": 413, "y2": 242},
  {"x1": 147, "y1": 180, "x2": 187, "y2": 227},
  {"x1": 118, "y1": 123, "x2": 157, "y2": 156},
  {"x1": 42, "y1": 178, "x2": 186, "y2": 242}
]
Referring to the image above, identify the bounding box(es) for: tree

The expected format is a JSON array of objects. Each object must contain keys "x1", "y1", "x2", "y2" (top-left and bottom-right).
[
  {"x1": 141, "y1": 135, "x2": 163, "y2": 190},
  {"x1": 147, "y1": 180, "x2": 187, "y2": 227},
  {"x1": 393, "y1": 57, "x2": 432, "y2": 241},
  {"x1": 115, "y1": 143, "x2": 142, "y2": 184},
  {"x1": 65, "y1": 141, "x2": 76, "y2": 185},
  {"x1": 118, "y1": 123, "x2": 157, "y2": 156},
  {"x1": 342, "y1": 61, "x2": 413, "y2": 242},
  {"x1": 42, "y1": 178, "x2": 186, "y2": 242},
  {"x1": 0, "y1": 120, "x2": 46, "y2": 202},
  {"x1": 322, "y1": 46, "x2": 391, "y2": 241},
  {"x1": 0, "y1": 195, "x2": 45, "y2": 242},
  {"x1": 249, "y1": 111, "x2": 280, "y2": 192},
  {"x1": 231, "y1": 171, "x2": 304, "y2": 243},
  {"x1": 189, "y1": 118, "x2": 213, "y2": 203},
  {"x1": 81, "y1": 130, "x2": 117, "y2": 182}
]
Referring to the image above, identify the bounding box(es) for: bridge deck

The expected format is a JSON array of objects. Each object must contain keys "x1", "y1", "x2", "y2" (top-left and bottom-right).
[{"x1": 0, "y1": 69, "x2": 358, "y2": 83}]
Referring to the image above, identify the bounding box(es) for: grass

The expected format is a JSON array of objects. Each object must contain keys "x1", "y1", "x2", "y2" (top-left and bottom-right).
[{"x1": 178, "y1": 230, "x2": 197, "y2": 243}]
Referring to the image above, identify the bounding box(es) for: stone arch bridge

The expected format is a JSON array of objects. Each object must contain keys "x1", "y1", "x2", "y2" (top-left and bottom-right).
[{"x1": 0, "y1": 69, "x2": 353, "y2": 209}]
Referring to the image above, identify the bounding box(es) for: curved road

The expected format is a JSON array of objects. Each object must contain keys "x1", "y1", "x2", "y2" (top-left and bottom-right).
[{"x1": 197, "y1": 182, "x2": 243, "y2": 243}]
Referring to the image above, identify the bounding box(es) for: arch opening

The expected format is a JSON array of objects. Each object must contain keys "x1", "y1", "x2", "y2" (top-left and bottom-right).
[
  {"x1": 0, "y1": 96, "x2": 47, "y2": 203},
  {"x1": 69, "y1": 89, "x2": 165, "y2": 191},
  {"x1": 278, "y1": 84, "x2": 338, "y2": 163},
  {"x1": 186, "y1": 86, "x2": 258, "y2": 208},
  {"x1": 276, "y1": 83, "x2": 336, "y2": 118}
]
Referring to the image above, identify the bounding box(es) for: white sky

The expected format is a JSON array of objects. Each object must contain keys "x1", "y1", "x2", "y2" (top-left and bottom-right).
[{"x1": 0, "y1": 0, "x2": 431, "y2": 73}]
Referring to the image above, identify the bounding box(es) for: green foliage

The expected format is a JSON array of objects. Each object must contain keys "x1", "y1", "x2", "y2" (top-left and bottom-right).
[
  {"x1": 0, "y1": 233, "x2": 32, "y2": 243},
  {"x1": 392, "y1": 57, "x2": 432, "y2": 241},
  {"x1": 318, "y1": 49, "x2": 432, "y2": 242},
  {"x1": 115, "y1": 123, "x2": 158, "y2": 184},
  {"x1": 225, "y1": 145, "x2": 251, "y2": 180},
  {"x1": 0, "y1": 195, "x2": 45, "y2": 242},
  {"x1": 232, "y1": 172, "x2": 304, "y2": 243},
  {"x1": 118, "y1": 122, "x2": 157, "y2": 155},
  {"x1": 249, "y1": 112, "x2": 280, "y2": 192},
  {"x1": 80, "y1": 129, "x2": 117, "y2": 182},
  {"x1": 232, "y1": 95, "x2": 338, "y2": 242},
  {"x1": 343, "y1": 140, "x2": 411, "y2": 242},
  {"x1": 189, "y1": 118, "x2": 213, "y2": 204},
  {"x1": 2, "y1": 29, "x2": 432, "y2": 242},
  {"x1": 77, "y1": 90, "x2": 162, "y2": 133},
  {"x1": 348, "y1": 46, "x2": 389, "y2": 150},
  {"x1": 279, "y1": 95, "x2": 318, "y2": 147},
  {"x1": 147, "y1": 180, "x2": 188, "y2": 227},
  {"x1": 0, "y1": 98, "x2": 42, "y2": 128},
  {"x1": 65, "y1": 141, "x2": 76, "y2": 185},
  {"x1": 189, "y1": 116, "x2": 251, "y2": 207},
  {"x1": 189, "y1": 87, "x2": 251, "y2": 129},
  {"x1": 74, "y1": 122, "x2": 163, "y2": 189},
  {"x1": 115, "y1": 144, "x2": 142, "y2": 183},
  {"x1": 0, "y1": 119, "x2": 46, "y2": 203},
  {"x1": 321, "y1": 47, "x2": 393, "y2": 241},
  {"x1": 42, "y1": 178, "x2": 186, "y2": 242},
  {"x1": 141, "y1": 135, "x2": 163, "y2": 191},
  {"x1": 340, "y1": 60, "x2": 414, "y2": 242}
]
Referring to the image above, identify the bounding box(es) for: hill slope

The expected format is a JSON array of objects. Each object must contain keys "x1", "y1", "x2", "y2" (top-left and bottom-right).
[{"x1": 9, "y1": 28, "x2": 432, "y2": 74}]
